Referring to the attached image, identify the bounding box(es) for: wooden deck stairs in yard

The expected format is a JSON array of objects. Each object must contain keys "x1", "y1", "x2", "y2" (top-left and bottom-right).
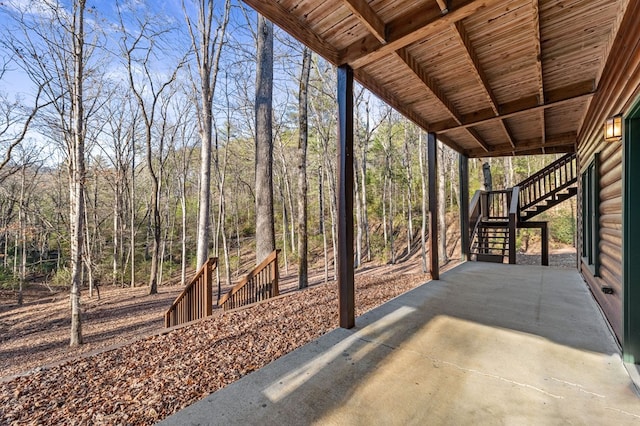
[
  {"x1": 164, "y1": 250, "x2": 281, "y2": 327},
  {"x1": 164, "y1": 257, "x2": 218, "y2": 327},
  {"x1": 218, "y1": 249, "x2": 281, "y2": 311},
  {"x1": 469, "y1": 153, "x2": 577, "y2": 265}
]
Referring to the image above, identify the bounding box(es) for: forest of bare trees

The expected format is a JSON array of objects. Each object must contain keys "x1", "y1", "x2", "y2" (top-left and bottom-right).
[{"x1": 0, "y1": 0, "x2": 576, "y2": 346}]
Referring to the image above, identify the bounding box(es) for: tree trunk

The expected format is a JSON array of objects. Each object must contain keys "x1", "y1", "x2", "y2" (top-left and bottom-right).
[
  {"x1": 438, "y1": 142, "x2": 448, "y2": 263},
  {"x1": 403, "y1": 127, "x2": 414, "y2": 255},
  {"x1": 504, "y1": 156, "x2": 513, "y2": 188},
  {"x1": 297, "y1": 47, "x2": 311, "y2": 289},
  {"x1": 280, "y1": 186, "x2": 288, "y2": 274},
  {"x1": 147, "y1": 168, "x2": 161, "y2": 294},
  {"x1": 130, "y1": 143, "x2": 136, "y2": 288},
  {"x1": 188, "y1": 0, "x2": 231, "y2": 270},
  {"x1": 418, "y1": 132, "x2": 428, "y2": 272},
  {"x1": 68, "y1": 0, "x2": 86, "y2": 347},
  {"x1": 319, "y1": 164, "x2": 329, "y2": 284},
  {"x1": 254, "y1": 15, "x2": 275, "y2": 264},
  {"x1": 112, "y1": 173, "x2": 120, "y2": 286},
  {"x1": 354, "y1": 160, "x2": 362, "y2": 268},
  {"x1": 180, "y1": 176, "x2": 187, "y2": 286},
  {"x1": 18, "y1": 165, "x2": 25, "y2": 306}
]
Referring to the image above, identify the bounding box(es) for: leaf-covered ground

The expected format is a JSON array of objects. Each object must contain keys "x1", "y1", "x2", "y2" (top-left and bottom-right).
[
  {"x1": 0, "y1": 263, "x2": 433, "y2": 425},
  {"x1": 0, "y1": 249, "x2": 575, "y2": 425}
]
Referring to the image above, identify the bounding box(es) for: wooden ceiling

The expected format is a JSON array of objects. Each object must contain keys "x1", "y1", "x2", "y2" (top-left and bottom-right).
[{"x1": 242, "y1": 0, "x2": 629, "y2": 158}]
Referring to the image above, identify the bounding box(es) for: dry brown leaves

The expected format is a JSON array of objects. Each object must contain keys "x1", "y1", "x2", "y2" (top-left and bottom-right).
[{"x1": 0, "y1": 269, "x2": 430, "y2": 425}]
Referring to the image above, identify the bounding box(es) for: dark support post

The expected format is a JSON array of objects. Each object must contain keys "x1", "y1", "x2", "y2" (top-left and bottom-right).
[
  {"x1": 541, "y1": 223, "x2": 549, "y2": 266},
  {"x1": 337, "y1": 64, "x2": 355, "y2": 329},
  {"x1": 459, "y1": 154, "x2": 469, "y2": 260},
  {"x1": 428, "y1": 132, "x2": 439, "y2": 280}
]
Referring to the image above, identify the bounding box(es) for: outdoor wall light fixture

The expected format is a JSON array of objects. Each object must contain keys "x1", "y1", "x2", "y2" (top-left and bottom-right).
[{"x1": 604, "y1": 114, "x2": 623, "y2": 142}]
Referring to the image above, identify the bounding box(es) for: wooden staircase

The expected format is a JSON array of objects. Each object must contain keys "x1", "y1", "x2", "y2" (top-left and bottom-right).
[
  {"x1": 218, "y1": 249, "x2": 281, "y2": 311},
  {"x1": 164, "y1": 257, "x2": 217, "y2": 327},
  {"x1": 472, "y1": 222, "x2": 510, "y2": 263},
  {"x1": 164, "y1": 250, "x2": 281, "y2": 327},
  {"x1": 518, "y1": 152, "x2": 578, "y2": 221},
  {"x1": 469, "y1": 153, "x2": 577, "y2": 264}
]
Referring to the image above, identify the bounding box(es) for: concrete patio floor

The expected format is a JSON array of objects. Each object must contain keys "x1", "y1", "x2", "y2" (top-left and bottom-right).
[{"x1": 160, "y1": 261, "x2": 640, "y2": 425}]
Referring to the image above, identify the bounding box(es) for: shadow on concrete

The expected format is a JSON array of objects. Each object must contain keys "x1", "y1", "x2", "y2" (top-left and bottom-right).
[{"x1": 160, "y1": 261, "x2": 638, "y2": 425}]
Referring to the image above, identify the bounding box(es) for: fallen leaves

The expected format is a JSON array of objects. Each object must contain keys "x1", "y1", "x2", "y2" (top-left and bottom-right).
[{"x1": 0, "y1": 269, "x2": 430, "y2": 425}]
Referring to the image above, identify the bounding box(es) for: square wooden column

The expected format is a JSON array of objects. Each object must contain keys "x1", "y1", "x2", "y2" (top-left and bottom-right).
[
  {"x1": 459, "y1": 154, "x2": 469, "y2": 260},
  {"x1": 337, "y1": 64, "x2": 355, "y2": 329},
  {"x1": 428, "y1": 133, "x2": 439, "y2": 280}
]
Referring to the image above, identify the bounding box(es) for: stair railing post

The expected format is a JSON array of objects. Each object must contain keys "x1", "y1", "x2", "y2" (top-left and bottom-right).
[
  {"x1": 205, "y1": 257, "x2": 213, "y2": 317},
  {"x1": 273, "y1": 249, "x2": 280, "y2": 297},
  {"x1": 481, "y1": 191, "x2": 488, "y2": 220},
  {"x1": 508, "y1": 187, "x2": 519, "y2": 265}
]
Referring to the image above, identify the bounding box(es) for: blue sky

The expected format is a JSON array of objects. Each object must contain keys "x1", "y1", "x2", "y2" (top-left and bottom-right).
[{"x1": 0, "y1": 0, "x2": 313, "y2": 165}]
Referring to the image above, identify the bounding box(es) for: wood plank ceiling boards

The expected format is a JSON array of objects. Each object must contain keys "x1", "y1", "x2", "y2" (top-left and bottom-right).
[{"x1": 242, "y1": 0, "x2": 628, "y2": 158}]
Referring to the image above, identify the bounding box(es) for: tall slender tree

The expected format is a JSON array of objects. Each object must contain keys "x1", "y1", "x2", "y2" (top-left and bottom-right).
[
  {"x1": 254, "y1": 15, "x2": 275, "y2": 264},
  {"x1": 68, "y1": 0, "x2": 87, "y2": 346},
  {"x1": 4, "y1": 0, "x2": 96, "y2": 346},
  {"x1": 184, "y1": 0, "x2": 231, "y2": 270},
  {"x1": 118, "y1": 7, "x2": 184, "y2": 294},
  {"x1": 297, "y1": 47, "x2": 311, "y2": 289}
]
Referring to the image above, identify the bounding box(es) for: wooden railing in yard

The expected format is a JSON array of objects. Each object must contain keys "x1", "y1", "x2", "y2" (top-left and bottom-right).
[
  {"x1": 164, "y1": 257, "x2": 217, "y2": 327},
  {"x1": 218, "y1": 249, "x2": 280, "y2": 311}
]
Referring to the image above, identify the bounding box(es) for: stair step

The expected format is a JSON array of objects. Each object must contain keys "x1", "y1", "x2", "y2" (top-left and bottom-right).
[{"x1": 475, "y1": 254, "x2": 505, "y2": 263}]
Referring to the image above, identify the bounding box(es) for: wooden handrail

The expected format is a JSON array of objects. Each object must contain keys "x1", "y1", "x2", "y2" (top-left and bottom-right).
[
  {"x1": 468, "y1": 190, "x2": 483, "y2": 260},
  {"x1": 484, "y1": 189, "x2": 512, "y2": 221},
  {"x1": 164, "y1": 257, "x2": 217, "y2": 327},
  {"x1": 518, "y1": 152, "x2": 576, "y2": 212},
  {"x1": 218, "y1": 249, "x2": 280, "y2": 310}
]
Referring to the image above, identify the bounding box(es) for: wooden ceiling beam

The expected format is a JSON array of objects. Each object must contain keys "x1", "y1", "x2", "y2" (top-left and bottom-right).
[
  {"x1": 448, "y1": 19, "x2": 500, "y2": 153},
  {"x1": 532, "y1": 0, "x2": 545, "y2": 105},
  {"x1": 467, "y1": 128, "x2": 491, "y2": 152},
  {"x1": 471, "y1": 144, "x2": 575, "y2": 158},
  {"x1": 500, "y1": 120, "x2": 517, "y2": 150},
  {"x1": 396, "y1": 48, "x2": 490, "y2": 151},
  {"x1": 241, "y1": 0, "x2": 340, "y2": 64},
  {"x1": 452, "y1": 21, "x2": 499, "y2": 114},
  {"x1": 431, "y1": 79, "x2": 596, "y2": 133},
  {"x1": 532, "y1": 0, "x2": 546, "y2": 153},
  {"x1": 341, "y1": 0, "x2": 387, "y2": 44},
  {"x1": 466, "y1": 132, "x2": 577, "y2": 157},
  {"x1": 340, "y1": 0, "x2": 503, "y2": 68},
  {"x1": 353, "y1": 68, "x2": 472, "y2": 154},
  {"x1": 395, "y1": 48, "x2": 462, "y2": 124}
]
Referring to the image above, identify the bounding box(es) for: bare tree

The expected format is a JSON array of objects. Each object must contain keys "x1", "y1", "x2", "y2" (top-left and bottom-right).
[
  {"x1": 438, "y1": 141, "x2": 448, "y2": 264},
  {"x1": 184, "y1": 0, "x2": 231, "y2": 270},
  {"x1": 297, "y1": 47, "x2": 311, "y2": 289},
  {"x1": 418, "y1": 131, "x2": 428, "y2": 272},
  {"x1": 118, "y1": 6, "x2": 184, "y2": 294},
  {"x1": 254, "y1": 15, "x2": 275, "y2": 264},
  {"x1": 3, "y1": 0, "x2": 102, "y2": 346},
  {"x1": 0, "y1": 89, "x2": 48, "y2": 184}
]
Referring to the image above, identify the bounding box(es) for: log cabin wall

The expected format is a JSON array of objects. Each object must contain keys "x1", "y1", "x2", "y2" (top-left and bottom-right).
[{"x1": 576, "y1": 0, "x2": 640, "y2": 343}]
